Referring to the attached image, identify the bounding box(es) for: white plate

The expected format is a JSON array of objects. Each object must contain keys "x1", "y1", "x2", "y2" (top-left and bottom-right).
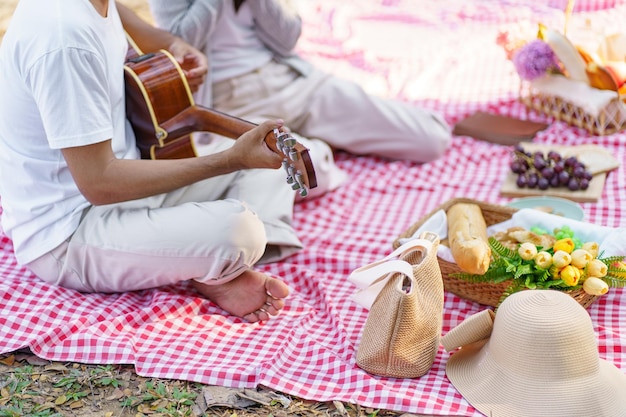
[{"x1": 507, "y1": 196, "x2": 585, "y2": 221}]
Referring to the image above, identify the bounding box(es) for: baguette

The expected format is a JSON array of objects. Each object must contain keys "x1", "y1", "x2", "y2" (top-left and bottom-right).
[{"x1": 447, "y1": 203, "x2": 491, "y2": 275}]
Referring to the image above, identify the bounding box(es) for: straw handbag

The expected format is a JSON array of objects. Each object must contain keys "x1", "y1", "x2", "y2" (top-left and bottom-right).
[{"x1": 348, "y1": 232, "x2": 444, "y2": 378}]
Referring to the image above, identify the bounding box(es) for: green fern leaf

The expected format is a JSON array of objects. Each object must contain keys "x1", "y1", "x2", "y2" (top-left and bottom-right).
[
  {"x1": 489, "y1": 237, "x2": 517, "y2": 259},
  {"x1": 451, "y1": 265, "x2": 511, "y2": 284},
  {"x1": 514, "y1": 263, "x2": 533, "y2": 279},
  {"x1": 602, "y1": 275, "x2": 626, "y2": 288},
  {"x1": 535, "y1": 269, "x2": 551, "y2": 283}
]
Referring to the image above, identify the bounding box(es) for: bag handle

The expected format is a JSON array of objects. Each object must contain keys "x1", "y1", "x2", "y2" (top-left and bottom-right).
[
  {"x1": 348, "y1": 260, "x2": 414, "y2": 309},
  {"x1": 348, "y1": 235, "x2": 436, "y2": 309}
]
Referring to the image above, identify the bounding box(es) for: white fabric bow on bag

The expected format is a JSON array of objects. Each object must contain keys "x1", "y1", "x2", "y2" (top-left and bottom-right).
[{"x1": 348, "y1": 233, "x2": 436, "y2": 309}]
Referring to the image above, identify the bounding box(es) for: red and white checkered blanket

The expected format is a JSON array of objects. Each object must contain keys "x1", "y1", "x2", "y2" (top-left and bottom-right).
[{"x1": 1, "y1": 1, "x2": 625, "y2": 415}]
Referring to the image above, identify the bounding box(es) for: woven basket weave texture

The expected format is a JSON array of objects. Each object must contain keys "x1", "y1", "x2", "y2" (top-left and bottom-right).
[{"x1": 520, "y1": 83, "x2": 626, "y2": 136}]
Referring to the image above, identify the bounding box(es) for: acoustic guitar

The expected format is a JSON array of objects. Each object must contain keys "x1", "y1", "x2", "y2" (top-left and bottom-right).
[{"x1": 123, "y1": 40, "x2": 317, "y2": 196}]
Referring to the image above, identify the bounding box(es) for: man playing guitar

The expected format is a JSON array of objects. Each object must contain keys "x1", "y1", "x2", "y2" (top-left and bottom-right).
[{"x1": 0, "y1": 0, "x2": 308, "y2": 322}]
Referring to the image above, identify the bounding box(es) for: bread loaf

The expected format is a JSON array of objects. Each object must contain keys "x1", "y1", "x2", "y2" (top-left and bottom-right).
[{"x1": 447, "y1": 203, "x2": 491, "y2": 274}]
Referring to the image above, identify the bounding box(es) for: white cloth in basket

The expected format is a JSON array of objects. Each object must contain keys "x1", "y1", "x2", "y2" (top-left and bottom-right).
[{"x1": 399, "y1": 208, "x2": 626, "y2": 265}]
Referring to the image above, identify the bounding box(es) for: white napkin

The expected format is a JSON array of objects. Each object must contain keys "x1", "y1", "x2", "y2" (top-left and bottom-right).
[
  {"x1": 488, "y1": 209, "x2": 626, "y2": 257},
  {"x1": 398, "y1": 209, "x2": 455, "y2": 263}
]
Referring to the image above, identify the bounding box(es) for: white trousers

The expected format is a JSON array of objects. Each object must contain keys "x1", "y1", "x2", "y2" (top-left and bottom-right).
[
  {"x1": 26, "y1": 155, "x2": 302, "y2": 293},
  {"x1": 212, "y1": 60, "x2": 452, "y2": 164}
]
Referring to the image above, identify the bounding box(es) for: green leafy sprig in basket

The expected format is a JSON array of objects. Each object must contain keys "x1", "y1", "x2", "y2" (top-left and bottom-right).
[{"x1": 452, "y1": 225, "x2": 626, "y2": 302}]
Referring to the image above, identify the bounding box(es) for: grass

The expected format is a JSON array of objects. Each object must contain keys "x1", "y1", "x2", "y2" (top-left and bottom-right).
[{"x1": 0, "y1": 350, "x2": 412, "y2": 417}]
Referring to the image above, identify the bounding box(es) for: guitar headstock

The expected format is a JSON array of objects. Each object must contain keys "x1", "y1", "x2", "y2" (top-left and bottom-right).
[{"x1": 268, "y1": 129, "x2": 318, "y2": 197}]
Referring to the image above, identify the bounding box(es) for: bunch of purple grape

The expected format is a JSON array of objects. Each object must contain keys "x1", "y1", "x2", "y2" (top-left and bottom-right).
[{"x1": 509, "y1": 145, "x2": 593, "y2": 191}]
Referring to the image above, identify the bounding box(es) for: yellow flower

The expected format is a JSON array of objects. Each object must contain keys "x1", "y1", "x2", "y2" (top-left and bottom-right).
[
  {"x1": 552, "y1": 250, "x2": 572, "y2": 269},
  {"x1": 550, "y1": 264, "x2": 561, "y2": 279},
  {"x1": 560, "y1": 265, "x2": 581, "y2": 286},
  {"x1": 533, "y1": 251, "x2": 553, "y2": 269},
  {"x1": 553, "y1": 238, "x2": 575, "y2": 254},
  {"x1": 518, "y1": 242, "x2": 538, "y2": 261},
  {"x1": 583, "y1": 277, "x2": 609, "y2": 295},
  {"x1": 570, "y1": 249, "x2": 592, "y2": 269},
  {"x1": 582, "y1": 241, "x2": 599, "y2": 258},
  {"x1": 587, "y1": 259, "x2": 608, "y2": 278}
]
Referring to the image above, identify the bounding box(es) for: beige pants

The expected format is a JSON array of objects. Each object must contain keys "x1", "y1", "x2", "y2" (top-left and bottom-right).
[
  {"x1": 213, "y1": 60, "x2": 451, "y2": 163},
  {"x1": 26, "y1": 156, "x2": 302, "y2": 293}
]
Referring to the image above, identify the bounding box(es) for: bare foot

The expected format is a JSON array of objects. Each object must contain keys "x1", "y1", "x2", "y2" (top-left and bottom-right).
[{"x1": 192, "y1": 270, "x2": 289, "y2": 322}]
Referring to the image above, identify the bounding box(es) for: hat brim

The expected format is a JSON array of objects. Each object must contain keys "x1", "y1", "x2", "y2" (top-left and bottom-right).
[{"x1": 446, "y1": 339, "x2": 626, "y2": 417}]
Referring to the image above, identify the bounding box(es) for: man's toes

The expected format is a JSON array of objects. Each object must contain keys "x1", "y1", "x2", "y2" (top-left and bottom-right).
[
  {"x1": 256, "y1": 309, "x2": 270, "y2": 321},
  {"x1": 243, "y1": 311, "x2": 262, "y2": 322},
  {"x1": 261, "y1": 301, "x2": 280, "y2": 316},
  {"x1": 243, "y1": 309, "x2": 270, "y2": 322},
  {"x1": 265, "y1": 277, "x2": 289, "y2": 299},
  {"x1": 266, "y1": 297, "x2": 284, "y2": 313}
]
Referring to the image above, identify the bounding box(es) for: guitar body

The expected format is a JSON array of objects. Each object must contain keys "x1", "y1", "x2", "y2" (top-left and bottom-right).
[
  {"x1": 123, "y1": 43, "x2": 317, "y2": 193},
  {"x1": 124, "y1": 49, "x2": 197, "y2": 159}
]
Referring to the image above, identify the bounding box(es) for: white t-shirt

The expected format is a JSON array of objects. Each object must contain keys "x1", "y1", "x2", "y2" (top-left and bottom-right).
[
  {"x1": 0, "y1": 0, "x2": 139, "y2": 264},
  {"x1": 210, "y1": 2, "x2": 274, "y2": 83}
]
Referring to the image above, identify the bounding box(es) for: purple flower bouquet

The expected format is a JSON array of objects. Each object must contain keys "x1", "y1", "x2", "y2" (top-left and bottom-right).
[{"x1": 512, "y1": 39, "x2": 562, "y2": 81}]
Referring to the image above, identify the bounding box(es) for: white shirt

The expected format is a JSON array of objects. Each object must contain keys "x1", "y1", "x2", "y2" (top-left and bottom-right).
[
  {"x1": 210, "y1": 2, "x2": 274, "y2": 83},
  {"x1": 0, "y1": 0, "x2": 139, "y2": 264}
]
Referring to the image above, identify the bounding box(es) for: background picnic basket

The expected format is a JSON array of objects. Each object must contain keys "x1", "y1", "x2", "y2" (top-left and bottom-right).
[
  {"x1": 520, "y1": 82, "x2": 626, "y2": 136},
  {"x1": 511, "y1": 0, "x2": 626, "y2": 136},
  {"x1": 393, "y1": 197, "x2": 599, "y2": 308}
]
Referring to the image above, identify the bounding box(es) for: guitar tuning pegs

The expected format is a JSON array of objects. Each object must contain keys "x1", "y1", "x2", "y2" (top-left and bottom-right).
[
  {"x1": 282, "y1": 136, "x2": 297, "y2": 148},
  {"x1": 294, "y1": 172, "x2": 306, "y2": 190},
  {"x1": 289, "y1": 168, "x2": 300, "y2": 190},
  {"x1": 273, "y1": 128, "x2": 310, "y2": 198},
  {"x1": 282, "y1": 160, "x2": 295, "y2": 184},
  {"x1": 274, "y1": 129, "x2": 290, "y2": 143},
  {"x1": 273, "y1": 128, "x2": 285, "y2": 152}
]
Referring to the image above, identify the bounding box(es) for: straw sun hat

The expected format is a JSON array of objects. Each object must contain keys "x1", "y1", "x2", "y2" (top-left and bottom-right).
[{"x1": 441, "y1": 290, "x2": 626, "y2": 417}]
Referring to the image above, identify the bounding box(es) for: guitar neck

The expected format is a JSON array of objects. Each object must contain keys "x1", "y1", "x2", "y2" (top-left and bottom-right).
[{"x1": 159, "y1": 106, "x2": 277, "y2": 149}]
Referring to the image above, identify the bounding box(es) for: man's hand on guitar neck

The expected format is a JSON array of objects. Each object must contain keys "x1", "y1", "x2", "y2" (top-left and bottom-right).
[{"x1": 225, "y1": 119, "x2": 286, "y2": 171}]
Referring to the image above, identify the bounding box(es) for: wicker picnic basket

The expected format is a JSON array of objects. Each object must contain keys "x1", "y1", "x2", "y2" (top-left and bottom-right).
[
  {"x1": 393, "y1": 197, "x2": 599, "y2": 308},
  {"x1": 520, "y1": 82, "x2": 626, "y2": 136}
]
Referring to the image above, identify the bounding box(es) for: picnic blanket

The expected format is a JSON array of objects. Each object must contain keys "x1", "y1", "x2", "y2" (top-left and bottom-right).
[{"x1": 1, "y1": 0, "x2": 625, "y2": 415}]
